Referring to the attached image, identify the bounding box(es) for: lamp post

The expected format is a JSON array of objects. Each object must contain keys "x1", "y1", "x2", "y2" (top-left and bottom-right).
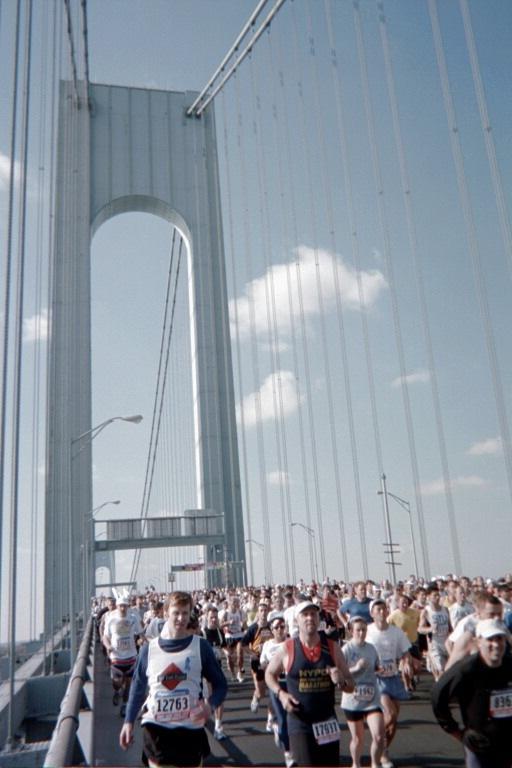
[
  {"x1": 87, "y1": 500, "x2": 121, "y2": 605},
  {"x1": 378, "y1": 486, "x2": 419, "y2": 577},
  {"x1": 377, "y1": 474, "x2": 401, "y2": 584},
  {"x1": 244, "y1": 539, "x2": 264, "y2": 586},
  {"x1": 69, "y1": 414, "x2": 142, "y2": 663},
  {"x1": 291, "y1": 522, "x2": 319, "y2": 583}
]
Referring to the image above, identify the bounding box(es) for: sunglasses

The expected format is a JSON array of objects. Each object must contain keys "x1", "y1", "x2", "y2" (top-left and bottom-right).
[{"x1": 273, "y1": 622, "x2": 286, "y2": 629}]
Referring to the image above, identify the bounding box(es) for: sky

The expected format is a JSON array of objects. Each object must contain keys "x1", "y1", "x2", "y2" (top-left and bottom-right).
[{"x1": 1, "y1": 0, "x2": 512, "y2": 639}]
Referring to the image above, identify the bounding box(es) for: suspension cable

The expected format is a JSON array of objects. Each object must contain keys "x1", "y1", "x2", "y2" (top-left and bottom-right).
[
  {"x1": 130, "y1": 232, "x2": 183, "y2": 585},
  {"x1": 430, "y1": 0, "x2": 512, "y2": 508},
  {"x1": 0, "y1": 0, "x2": 23, "y2": 649},
  {"x1": 353, "y1": 1, "x2": 427, "y2": 577},
  {"x1": 270, "y1": 24, "x2": 319, "y2": 584},
  {"x1": 8, "y1": 0, "x2": 33, "y2": 747},
  {"x1": 220, "y1": 88, "x2": 255, "y2": 584},
  {"x1": 187, "y1": 0, "x2": 287, "y2": 117},
  {"x1": 459, "y1": 0, "x2": 512, "y2": 285},
  {"x1": 233, "y1": 64, "x2": 273, "y2": 584},
  {"x1": 249, "y1": 44, "x2": 292, "y2": 583},
  {"x1": 63, "y1": 0, "x2": 78, "y2": 99}
]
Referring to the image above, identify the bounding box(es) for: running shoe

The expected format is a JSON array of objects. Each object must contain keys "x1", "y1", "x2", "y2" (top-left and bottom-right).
[
  {"x1": 284, "y1": 752, "x2": 297, "y2": 768},
  {"x1": 237, "y1": 671, "x2": 244, "y2": 683},
  {"x1": 120, "y1": 703, "x2": 126, "y2": 718},
  {"x1": 380, "y1": 756, "x2": 394, "y2": 768},
  {"x1": 112, "y1": 691, "x2": 120, "y2": 706},
  {"x1": 266, "y1": 717, "x2": 274, "y2": 733},
  {"x1": 214, "y1": 726, "x2": 226, "y2": 741},
  {"x1": 250, "y1": 695, "x2": 259, "y2": 713}
]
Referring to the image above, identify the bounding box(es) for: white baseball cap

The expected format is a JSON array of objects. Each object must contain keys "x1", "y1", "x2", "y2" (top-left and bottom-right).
[
  {"x1": 295, "y1": 600, "x2": 320, "y2": 617},
  {"x1": 476, "y1": 618, "x2": 508, "y2": 639}
]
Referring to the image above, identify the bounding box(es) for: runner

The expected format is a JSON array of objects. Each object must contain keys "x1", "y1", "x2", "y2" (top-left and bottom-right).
[
  {"x1": 388, "y1": 594, "x2": 421, "y2": 691},
  {"x1": 341, "y1": 616, "x2": 385, "y2": 768},
  {"x1": 446, "y1": 592, "x2": 503, "y2": 670},
  {"x1": 265, "y1": 600, "x2": 354, "y2": 766},
  {"x1": 366, "y1": 598, "x2": 412, "y2": 768},
  {"x1": 418, "y1": 584, "x2": 451, "y2": 681},
  {"x1": 339, "y1": 582, "x2": 373, "y2": 630},
  {"x1": 219, "y1": 594, "x2": 246, "y2": 682},
  {"x1": 119, "y1": 590, "x2": 227, "y2": 767},
  {"x1": 201, "y1": 606, "x2": 228, "y2": 741},
  {"x1": 242, "y1": 599, "x2": 273, "y2": 718},
  {"x1": 103, "y1": 593, "x2": 143, "y2": 718},
  {"x1": 260, "y1": 613, "x2": 295, "y2": 767},
  {"x1": 432, "y1": 618, "x2": 512, "y2": 768},
  {"x1": 448, "y1": 584, "x2": 474, "y2": 629}
]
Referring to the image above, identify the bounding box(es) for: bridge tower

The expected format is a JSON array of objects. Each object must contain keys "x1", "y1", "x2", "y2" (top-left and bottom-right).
[{"x1": 45, "y1": 82, "x2": 246, "y2": 637}]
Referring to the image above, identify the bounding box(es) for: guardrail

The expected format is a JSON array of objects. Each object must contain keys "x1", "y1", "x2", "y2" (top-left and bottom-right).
[{"x1": 44, "y1": 617, "x2": 94, "y2": 768}]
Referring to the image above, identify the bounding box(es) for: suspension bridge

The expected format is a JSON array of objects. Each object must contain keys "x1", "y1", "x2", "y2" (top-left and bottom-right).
[{"x1": 0, "y1": 0, "x2": 510, "y2": 763}]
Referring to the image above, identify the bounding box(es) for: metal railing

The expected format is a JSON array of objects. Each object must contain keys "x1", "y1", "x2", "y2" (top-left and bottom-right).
[{"x1": 44, "y1": 616, "x2": 94, "y2": 767}]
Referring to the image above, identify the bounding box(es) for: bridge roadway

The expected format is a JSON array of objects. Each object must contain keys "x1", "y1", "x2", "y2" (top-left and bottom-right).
[{"x1": 93, "y1": 643, "x2": 464, "y2": 768}]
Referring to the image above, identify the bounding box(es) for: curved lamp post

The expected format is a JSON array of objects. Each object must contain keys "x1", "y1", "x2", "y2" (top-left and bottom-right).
[
  {"x1": 291, "y1": 522, "x2": 319, "y2": 583},
  {"x1": 69, "y1": 415, "x2": 142, "y2": 663}
]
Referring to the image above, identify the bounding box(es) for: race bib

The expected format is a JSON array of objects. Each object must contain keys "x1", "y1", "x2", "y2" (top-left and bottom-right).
[
  {"x1": 153, "y1": 691, "x2": 191, "y2": 723},
  {"x1": 312, "y1": 718, "x2": 340, "y2": 745},
  {"x1": 354, "y1": 684, "x2": 375, "y2": 702},
  {"x1": 379, "y1": 659, "x2": 397, "y2": 677},
  {"x1": 489, "y1": 689, "x2": 512, "y2": 719},
  {"x1": 117, "y1": 636, "x2": 132, "y2": 651}
]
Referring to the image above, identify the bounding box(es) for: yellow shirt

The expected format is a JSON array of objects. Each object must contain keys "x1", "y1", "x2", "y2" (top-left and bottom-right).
[{"x1": 388, "y1": 607, "x2": 420, "y2": 643}]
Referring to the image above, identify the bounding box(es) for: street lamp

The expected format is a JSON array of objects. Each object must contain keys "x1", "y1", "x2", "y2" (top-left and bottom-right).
[
  {"x1": 68, "y1": 414, "x2": 142, "y2": 663},
  {"x1": 87, "y1": 500, "x2": 121, "y2": 605},
  {"x1": 378, "y1": 486, "x2": 419, "y2": 577},
  {"x1": 291, "y1": 522, "x2": 319, "y2": 583},
  {"x1": 244, "y1": 539, "x2": 265, "y2": 585},
  {"x1": 377, "y1": 474, "x2": 402, "y2": 584},
  {"x1": 91, "y1": 499, "x2": 121, "y2": 517},
  {"x1": 245, "y1": 538, "x2": 264, "y2": 550}
]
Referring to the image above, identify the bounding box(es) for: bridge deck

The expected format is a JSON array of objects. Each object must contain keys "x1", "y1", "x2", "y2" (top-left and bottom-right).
[{"x1": 92, "y1": 645, "x2": 464, "y2": 767}]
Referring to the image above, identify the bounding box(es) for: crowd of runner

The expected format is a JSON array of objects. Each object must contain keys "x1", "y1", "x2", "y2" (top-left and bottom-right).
[{"x1": 93, "y1": 573, "x2": 512, "y2": 768}]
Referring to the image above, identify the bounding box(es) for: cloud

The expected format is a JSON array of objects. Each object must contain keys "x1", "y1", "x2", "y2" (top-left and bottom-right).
[
  {"x1": 236, "y1": 370, "x2": 302, "y2": 428},
  {"x1": 391, "y1": 369, "x2": 430, "y2": 389},
  {"x1": 421, "y1": 475, "x2": 486, "y2": 496},
  {"x1": 0, "y1": 152, "x2": 20, "y2": 190},
  {"x1": 229, "y1": 245, "x2": 387, "y2": 340},
  {"x1": 23, "y1": 309, "x2": 49, "y2": 343},
  {"x1": 267, "y1": 470, "x2": 290, "y2": 486},
  {"x1": 467, "y1": 437, "x2": 502, "y2": 456}
]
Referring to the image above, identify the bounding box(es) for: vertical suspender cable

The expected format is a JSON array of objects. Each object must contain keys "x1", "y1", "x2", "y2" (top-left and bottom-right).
[
  {"x1": 377, "y1": 0, "x2": 446, "y2": 577},
  {"x1": 290, "y1": 2, "x2": 343, "y2": 579},
  {"x1": 233, "y1": 64, "x2": 273, "y2": 584},
  {"x1": 44, "y1": 0, "x2": 61, "y2": 663},
  {"x1": 130, "y1": 232, "x2": 182, "y2": 584},
  {"x1": 30, "y1": 0, "x2": 50, "y2": 638},
  {"x1": 309, "y1": 0, "x2": 372, "y2": 578},
  {"x1": 459, "y1": 0, "x2": 512, "y2": 285},
  {"x1": 378, "y1": 0, "x2": 461, "y2": 574},
  {"x1": 353, "y1": 1, "x2": 429, "y2": 577},
  {"x1": 270, "y1": 25, "x2": 326, "y2": 582},
  {"x1": 249, "y1": 45, "x2": 291, "y2": 583},
  {"x1": 430, "y1": 0, "x2": 512, "y2": 507},
  {"x1": 0, "y1": 0, "x2": 22, "y2": 659},
  {"x1": 325, "y1": 0, "x2": 385, "y2": 485},
  {"x1": 8, "y1": 0, "x2": 33, "y2": 746},
  {"x1": 220, "y1": 88, "x2": 256, "y2": 585}
]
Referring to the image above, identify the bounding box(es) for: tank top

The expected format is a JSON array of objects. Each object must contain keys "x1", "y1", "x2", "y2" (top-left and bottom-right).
[
  {"x1": 286, "y1": 633, "x2": 336, "y2": 730},
  {"x1": 142, "y1": 635, "x2": 203, "y2": 730}
]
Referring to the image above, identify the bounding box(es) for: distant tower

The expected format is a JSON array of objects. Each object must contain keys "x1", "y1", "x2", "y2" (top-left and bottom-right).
[{"x1": 45, "y1": 83, "x2": 246, "y2": 636}]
